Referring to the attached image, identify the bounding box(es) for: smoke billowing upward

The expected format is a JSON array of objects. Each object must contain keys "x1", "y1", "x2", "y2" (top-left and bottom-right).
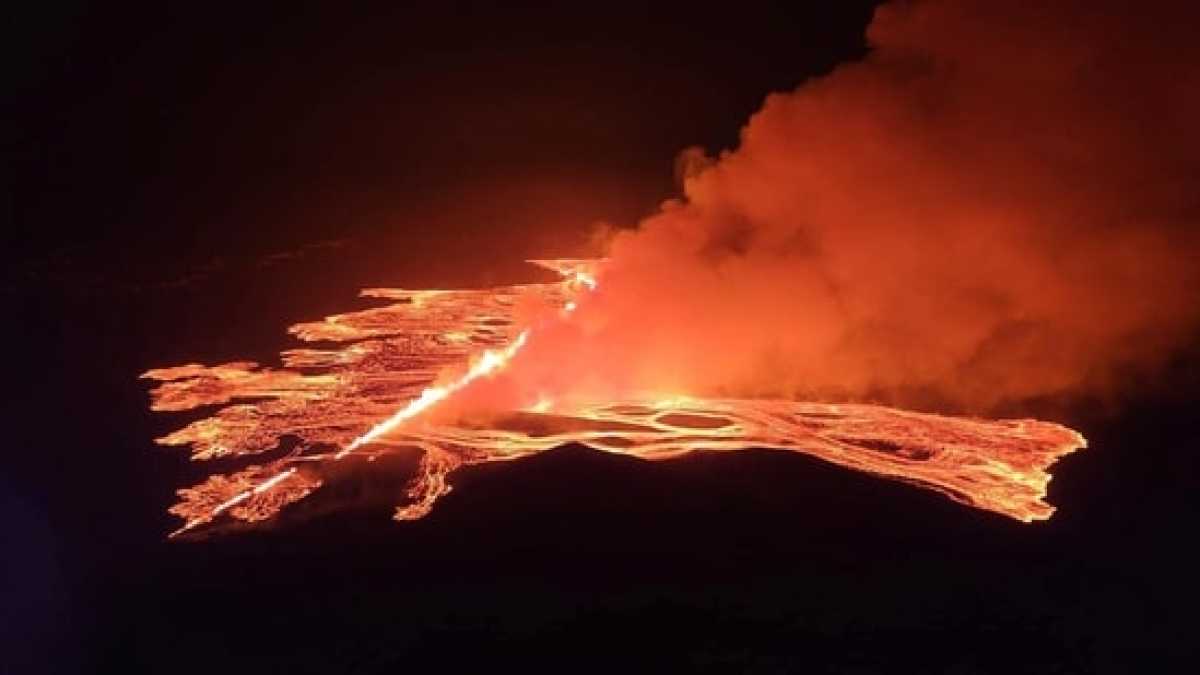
[{"x1": 486, "y1": 0, "x2": 1200, "y2": 414}]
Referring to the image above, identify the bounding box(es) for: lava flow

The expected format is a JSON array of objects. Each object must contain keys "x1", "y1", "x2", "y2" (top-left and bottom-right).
[{"x1": 143, "y1": 259, "x2": 1084, "y2": 536}]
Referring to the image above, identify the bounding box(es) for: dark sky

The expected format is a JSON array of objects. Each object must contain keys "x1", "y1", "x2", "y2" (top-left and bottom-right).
[
  {"x1": 10, "y1": 2, "x2": 877, "y2": 285},
  {"x1": 5, "y1": 3, "x2": 1198, "y2": 673}
]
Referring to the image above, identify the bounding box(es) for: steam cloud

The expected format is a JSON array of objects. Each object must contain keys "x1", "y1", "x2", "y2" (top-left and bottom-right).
[{"x1": 471, "y1": 0, "x2": 1200, "y2": 414}]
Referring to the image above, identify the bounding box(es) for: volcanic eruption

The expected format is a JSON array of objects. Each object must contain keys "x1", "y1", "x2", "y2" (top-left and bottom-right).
[
  {"x1": 144, "y1": 0, "x2": 1200, "y2": 536},
  {"x1": 145, "y1": 260, "x2": 1085, "y2": 535}
]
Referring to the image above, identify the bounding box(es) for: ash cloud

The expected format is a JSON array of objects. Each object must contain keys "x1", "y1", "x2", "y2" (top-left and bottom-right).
[{"x1": 489, "y1": 0, "x2": 1200, "y2": 413}]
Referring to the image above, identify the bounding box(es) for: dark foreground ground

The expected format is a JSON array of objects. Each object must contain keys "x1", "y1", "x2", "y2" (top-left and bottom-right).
[{"x1": 3, "y1": 240, "x2": 1197, "y2": 673}]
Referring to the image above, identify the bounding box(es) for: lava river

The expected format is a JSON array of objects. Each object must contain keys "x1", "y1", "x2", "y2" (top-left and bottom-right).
[{"x1": 143, "y1": 260, "x2": 1085, "y2": 536}]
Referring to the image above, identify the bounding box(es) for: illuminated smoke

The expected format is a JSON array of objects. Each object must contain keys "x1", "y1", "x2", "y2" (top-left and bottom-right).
[{"x1": 493, "y1": 1, "x2": 1200, "y2": 413}]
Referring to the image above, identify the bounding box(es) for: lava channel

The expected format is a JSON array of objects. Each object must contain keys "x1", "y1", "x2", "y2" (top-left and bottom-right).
[{"x1": 143, "y1": 259, "x2": 1084, "y2": 536}]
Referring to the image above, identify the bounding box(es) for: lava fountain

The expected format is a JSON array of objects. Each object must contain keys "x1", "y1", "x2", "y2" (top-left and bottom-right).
[{"x1": 143, "y1": 259, "x2": 1084, "y2": 537}]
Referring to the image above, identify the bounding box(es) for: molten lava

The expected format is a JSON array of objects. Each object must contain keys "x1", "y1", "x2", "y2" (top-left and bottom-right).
[{"x1": 144, "y1": 260, "x2": 1084, "y2": 536}]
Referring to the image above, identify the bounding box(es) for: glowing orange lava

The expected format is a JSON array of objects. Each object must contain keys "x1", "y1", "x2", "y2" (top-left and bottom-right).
[{"x1": 143, "y1": 260, "x2": 1084, "y2": 536}]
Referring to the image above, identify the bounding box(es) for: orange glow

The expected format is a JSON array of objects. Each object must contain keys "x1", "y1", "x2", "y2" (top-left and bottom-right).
[
  {"x1": 144, "y1": 260, "x2": 1085, "y2": 535},
  {"x1": 336, "y1": 329, "x2": 529, "y2": 458}
]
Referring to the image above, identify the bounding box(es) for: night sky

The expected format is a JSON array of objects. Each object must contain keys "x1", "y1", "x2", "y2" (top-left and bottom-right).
[{"x1": 6, "y1": 2, "x2": 1199, "y2": 672}]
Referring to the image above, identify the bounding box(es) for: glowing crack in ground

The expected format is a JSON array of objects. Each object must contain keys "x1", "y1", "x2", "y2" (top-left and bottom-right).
[{"x1": 143, "y1": 260, "x2": 1084, "y2": 536}]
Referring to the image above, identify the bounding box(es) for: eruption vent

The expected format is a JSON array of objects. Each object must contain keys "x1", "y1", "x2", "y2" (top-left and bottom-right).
[{"x1": 144, "y1": 261, "x2": 1084, "y2": 536}]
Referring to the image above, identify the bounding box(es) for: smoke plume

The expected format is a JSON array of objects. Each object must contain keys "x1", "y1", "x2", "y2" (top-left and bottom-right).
[{"x1": 473, "y1": 0, "x2": 1200, "y2": 414}]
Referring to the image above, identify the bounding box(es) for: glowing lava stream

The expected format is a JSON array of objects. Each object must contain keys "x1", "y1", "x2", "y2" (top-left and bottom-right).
[
  {"x1": 169, "y1": 467, "x2": 300, "y2": 536},
  {"x1": 163, "y1": 266, "x2": 592, "y2": 535},
  {"x1": 336, "y1": 329, "x2": 530, "y2": 458},
  {"x1": 337, "y1": 266, "x2": 594, "y2": 456},
  {"x1": 167, "y1": 332, "x2": 531, "y2": 535},
  {"x1": 144, "y1": 259, "x2": 1085, "y2": 536},
  {"x1": 212, "y1": 467, "x2": 297, "y2": 519}
]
